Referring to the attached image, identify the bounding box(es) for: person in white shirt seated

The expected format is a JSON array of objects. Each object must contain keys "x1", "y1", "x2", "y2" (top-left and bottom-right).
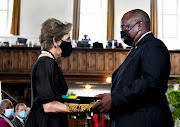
[{"x1": 12, "y1": 103, "x2": 27, "y2": 127}]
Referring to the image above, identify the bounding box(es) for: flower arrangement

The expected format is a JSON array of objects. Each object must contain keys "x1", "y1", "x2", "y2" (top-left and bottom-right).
[{"x1": 167, "y1": 79, "x2": 180, "y2": 125}]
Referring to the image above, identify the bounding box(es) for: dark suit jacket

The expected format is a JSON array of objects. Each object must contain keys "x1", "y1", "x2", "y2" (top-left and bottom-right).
[
  {"x1": 12, "y1": 116, "x2": 24, "y2": 127},
  {"x1": 110, "y1": 32, "x2": 173, "y2": 127}
]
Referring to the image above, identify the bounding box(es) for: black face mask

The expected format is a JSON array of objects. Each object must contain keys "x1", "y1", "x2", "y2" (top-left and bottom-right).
[
  {"x1": 120, "y1": 21, "x2": 140, "y2": 46},
  {"x1": 59, "y1": 40, "x2": 72, "y2": 57},
  {"x1": 120, "y1": 30, "x2": 134, "y2": 46}
]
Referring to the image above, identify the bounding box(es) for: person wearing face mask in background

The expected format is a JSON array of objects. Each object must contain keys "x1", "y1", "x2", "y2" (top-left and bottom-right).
[
  {"x1": 24, "y1": 18, "x2": 75, "y2": 127},
  {"x1": 92, "y1": 9, "x2": 173, "y2": 127},
  {"x1": 12, "y1": 103, "x2": 27, "y2": 127},
  {"x1": 0, "y1": 99, "x2": 15, "y2": 127}
]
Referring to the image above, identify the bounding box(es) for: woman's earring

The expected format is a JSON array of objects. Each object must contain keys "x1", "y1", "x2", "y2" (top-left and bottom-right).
[{"x1": 55, "y1": 44, "x2": 58, "y2": 48}]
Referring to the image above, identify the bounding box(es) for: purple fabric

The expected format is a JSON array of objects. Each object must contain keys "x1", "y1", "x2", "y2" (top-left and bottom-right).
[{"x1": 0, "y1": 118, "x2": 11, "y2": 127}]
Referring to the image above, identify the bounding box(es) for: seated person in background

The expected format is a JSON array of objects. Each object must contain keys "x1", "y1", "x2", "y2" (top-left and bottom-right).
[
  {"x1": 0, "y1": 99, "x2": 15, "y2": 127},
  {"x1": 77, "y1": 34, "x2": 91, "y2": 47},
  {"x1": 12, "y1": 103, "x2": 27, "y2": 127},
  {"x1": 82, "y1": 34, "x2": 91, "y2": 41}
]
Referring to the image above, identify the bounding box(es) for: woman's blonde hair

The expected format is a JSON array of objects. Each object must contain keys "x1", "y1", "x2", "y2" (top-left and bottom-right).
[{"x1": 39, "y1": 18, "x2": 72, "y2": 51}]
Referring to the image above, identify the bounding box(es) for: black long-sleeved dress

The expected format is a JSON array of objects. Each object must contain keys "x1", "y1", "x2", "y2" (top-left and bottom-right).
[{"x1": 25, "y1": 55, "x2": 69, "y2": 127}]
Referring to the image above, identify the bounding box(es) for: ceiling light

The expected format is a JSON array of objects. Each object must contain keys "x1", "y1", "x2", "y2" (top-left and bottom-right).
[
  {"x1": 106, "y1": 77, "x2": 112, "y2": 83},
  {"x1": 85, "y1": 84, "x2": 91, "y2": 89}
]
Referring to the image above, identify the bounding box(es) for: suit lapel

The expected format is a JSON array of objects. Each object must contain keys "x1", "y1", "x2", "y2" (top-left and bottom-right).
[
  {"x1": 111, "y1": 33, "x2": 154, "y2": 89},
  {"x1": 15, "y1": 116, "x2": 24, "y2": 127},
  {"x1": 112, "y1": 45, "x2": 141, "y2": 85},
  {"x1": 111, "y1": 46, "x2": 140, "y2": 90}
]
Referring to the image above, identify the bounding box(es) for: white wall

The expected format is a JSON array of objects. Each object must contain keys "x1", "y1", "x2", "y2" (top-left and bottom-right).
[
  {"x1": 114, "y1": 0, "x2": 150, "y2": 47},
  {"x1": 20, "y1": 0, "x2": 74, "y2": 41},
  {"x1": 19, "y1": 0, "x2": 150, "y2": 45}
]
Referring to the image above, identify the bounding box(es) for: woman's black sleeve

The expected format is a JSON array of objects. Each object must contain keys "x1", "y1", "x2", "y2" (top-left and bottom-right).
[{"x1": 35, "y1": 60, "x2": 60, "y2": 104}]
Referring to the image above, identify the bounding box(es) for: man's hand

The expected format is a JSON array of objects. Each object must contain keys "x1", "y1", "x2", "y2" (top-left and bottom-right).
[{"x1": 92, "y1": 93, "x2": 113, "y2": 112}]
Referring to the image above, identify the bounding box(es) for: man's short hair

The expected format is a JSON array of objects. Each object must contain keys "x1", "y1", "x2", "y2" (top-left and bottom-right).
[
  {"x1": 15, "y1": 103, "x2": 27, "y2": 111},
  {"x1": 0, "y1": 99, "x2": 13, "y2": 109},
  {"x1": 125, "y1": 9, "x2": 151, "y2": 31}
]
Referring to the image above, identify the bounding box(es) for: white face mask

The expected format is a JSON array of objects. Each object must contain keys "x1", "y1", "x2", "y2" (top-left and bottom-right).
[{"x1": 4, "y1": 108, "x2": 14, "y2": 118}]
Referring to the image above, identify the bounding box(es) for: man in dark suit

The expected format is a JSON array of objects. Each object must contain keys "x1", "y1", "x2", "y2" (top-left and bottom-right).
[
  {"x1": 12, "y1": 103, "x2": 27, "y2": 127},
  {"x1": 92, "y1": 9, "x2": 173, "y2": 127}
]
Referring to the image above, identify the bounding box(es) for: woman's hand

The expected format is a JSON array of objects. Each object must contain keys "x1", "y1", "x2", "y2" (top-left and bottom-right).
[
  {"x1": 43, "y1": 101, "x2": 88, "y2": 113},
  {"x1": 43, "y1": 101, "x2": 70, "y2": 113}
]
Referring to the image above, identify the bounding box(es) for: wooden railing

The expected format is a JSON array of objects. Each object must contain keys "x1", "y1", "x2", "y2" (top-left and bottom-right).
[{"x1": 0, "y1": 47, "x2": 180, "y2": 83}]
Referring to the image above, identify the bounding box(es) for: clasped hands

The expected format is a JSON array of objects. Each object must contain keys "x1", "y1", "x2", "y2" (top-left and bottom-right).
[{"x1": 91, "y1": 93, "x2": 113, "y2": 113}]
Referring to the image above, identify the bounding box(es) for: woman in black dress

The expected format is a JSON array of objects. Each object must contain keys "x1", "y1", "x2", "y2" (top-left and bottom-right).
[{"x1": 25, "y1": 18, "x2": 73, "y2": 127}]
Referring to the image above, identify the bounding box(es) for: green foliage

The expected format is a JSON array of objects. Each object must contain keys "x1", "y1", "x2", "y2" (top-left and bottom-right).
[
  {"x1": 167, "y1": 89, "x2": 180, "y2": 123},
  {"x1": 172, "y1": 107, "x2": 180, "y2": 123},
  {"x1": 167, "y1": 90, "x2": 180, "y2": 108}
]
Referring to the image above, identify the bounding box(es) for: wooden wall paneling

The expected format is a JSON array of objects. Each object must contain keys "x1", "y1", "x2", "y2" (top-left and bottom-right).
[
  {"x1": 2, "y1": 50, "x2": 11, "y2": 71},
  {"x1": 170, "y1": 53, "x2": 175, "y2": 75},
  {"x1": 119, "y1": 52, "x2": 127, "y2": 63},
  {"x1": 20, "y1": 51, "x2": 29, "y2": 71},
  {"x1": 11, "y1": 50, "x2": 20, "y2": 71},
  {"x1": 115, "y1": 51, "x2": 128, "y2": 70},
  {"x1": 29, "y1": 51, "x2": 39, "y2": 70},
  {"x1": 69, "y1": 51, "x2": 78, "y2": 71},
  {"x1": 76, "y1": 119, "x2": 85, "y2": 127},
  {"x1": 87, "y1": 52, "x2": 96, "y2": 71},
  {"x1": 98, "y1": 53, "x2": 105, "y2": 71},
  {"x1": 68, "y1": 119, "x2": 75, "y2": 127},
  {"x1": 115, "y1": 51, "x2": 121, "y2": 69},
  {"x1": 68, "y1": 119, "x2": 86, "y2": 127},
  {"x1": 60, "y1": 57, "x2": 69, "y2": 71},
  {"x1": 68, "y1": 53, "x2": 72, "y2": 71},
  {"x1": 87, "y1": 53, "x2": 90, "y2": 71},
  {"x1": 174, "y1": 53, "x2": 180, "y2": 75},
  {"x1": 95, "y1": 52, "x2": 99, "y2": 71},
  {"x1": 1, "y1": 47, "x2": 180, "y2": 84},
  {"x1": 19, "y1": 51, "x2": 23, "y2": 70},
  {"x1": 107, "y1": 52, "x2": 115, "y2": 71},
  {"x1": 105, "y1": 53, "x2": 109, "y2": 71},
  {"x1": 78, "y1": 52, "x2": 87, "y2": 71}
]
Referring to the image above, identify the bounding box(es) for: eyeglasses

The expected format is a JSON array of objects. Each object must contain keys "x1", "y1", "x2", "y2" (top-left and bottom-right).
[{"x1": 121, "y1": 20, "x2": 142, "y2": 31}]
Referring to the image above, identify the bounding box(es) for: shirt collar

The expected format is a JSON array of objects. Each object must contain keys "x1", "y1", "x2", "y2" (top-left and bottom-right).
[
  {"x1": 135, "y1": 31, "x2": 152, "y2": 46},
  {"x1": 40, "y1": 50, "x2": 56, "y2": 59},
  {"x1": 16, "y1": 115, "x2": 24, "y2": 123}
]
